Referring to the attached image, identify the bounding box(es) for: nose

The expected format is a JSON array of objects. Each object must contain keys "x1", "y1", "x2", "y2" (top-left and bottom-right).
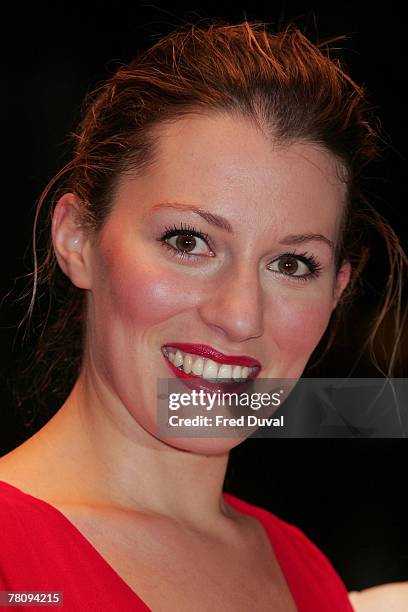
[{"x1": 197, "y1": 264, "x2": 264, "y2": 343}]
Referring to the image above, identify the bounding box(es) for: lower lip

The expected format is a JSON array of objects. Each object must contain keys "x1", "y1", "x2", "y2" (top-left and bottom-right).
[{"x1": 162, "y1": 352, "x2": 258, "y2": 393}]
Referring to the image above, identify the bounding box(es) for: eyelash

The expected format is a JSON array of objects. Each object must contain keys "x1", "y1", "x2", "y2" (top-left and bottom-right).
[
  {"x1": 157, "y1": 223, "x2": 323, "y2": 282},
  {"x1": 158, "y1": 222, "x2": 214, "y2": 255}
]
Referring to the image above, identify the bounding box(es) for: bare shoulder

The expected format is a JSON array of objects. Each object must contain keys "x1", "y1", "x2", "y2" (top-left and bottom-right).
[
  {"x1": 0, "y1": 445, "x2": 31, "y2": 484},
  {"x1": 348, "y1": 582, "x2": 408, "y2": 611},
  {"x1": 0, "y1": 439, "x2": 56, "y2": 499}
]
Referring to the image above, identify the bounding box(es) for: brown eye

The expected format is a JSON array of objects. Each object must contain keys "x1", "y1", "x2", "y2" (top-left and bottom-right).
[
  {"x1": 175, "y1": 235, "x2": 196, "y2": 252},
  {"x1": 163, "y1": 232, "x2": 212, "y2": 256},
  {"x1": 277, "y1": 255, "x2": 299, "y2": 275},
  {"x1": 268, "y1": 254, "x2": 313, "y2": 278}
]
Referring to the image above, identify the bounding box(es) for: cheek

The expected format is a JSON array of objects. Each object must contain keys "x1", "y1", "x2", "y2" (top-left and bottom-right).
[
  {"x1": 114, "y1": 265, "x2": 181, "y2": 326},
  {"x1": 97, "y1": 245, "x2": 197, "y2": 328},
  {"x1": 267, "y1": 292, "x2": 334, "y2": 364}
]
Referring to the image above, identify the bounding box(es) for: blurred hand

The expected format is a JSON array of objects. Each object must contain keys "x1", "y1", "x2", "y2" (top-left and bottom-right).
[{"x1": 348, "y1": 581, "x2": 408, "y2": 611}]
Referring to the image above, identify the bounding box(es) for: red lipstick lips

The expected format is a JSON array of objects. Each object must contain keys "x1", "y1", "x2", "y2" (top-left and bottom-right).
[
  {"x1": 162, "y1": 343, "x2": 261, "y2": 369},
  {"x1": 161, "y1": 343, "x2": 261, "y2": 394}
]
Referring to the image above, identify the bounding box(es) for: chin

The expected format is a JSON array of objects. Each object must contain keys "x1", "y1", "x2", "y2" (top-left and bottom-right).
[{"x1": 154, "y1": 433, "x2": 244, "y2": 456}]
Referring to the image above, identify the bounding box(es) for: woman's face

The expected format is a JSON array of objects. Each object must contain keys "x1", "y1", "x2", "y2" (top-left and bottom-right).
[{"x1": 59, "y1": 112, "x2": 351, "y2": 453}]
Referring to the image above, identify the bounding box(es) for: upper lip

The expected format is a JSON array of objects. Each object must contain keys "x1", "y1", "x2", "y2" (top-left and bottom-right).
[{"x1": 162, "y1": 343, "x2": 261, "y2": 369}]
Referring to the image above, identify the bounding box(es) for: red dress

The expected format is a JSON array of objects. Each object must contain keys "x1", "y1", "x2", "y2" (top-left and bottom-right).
[{"x1": 0, "y1": 480, "x2": 353, "y2": 611}]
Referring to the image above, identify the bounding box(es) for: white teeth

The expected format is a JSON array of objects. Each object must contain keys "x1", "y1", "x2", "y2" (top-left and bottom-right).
[
  {"x1": 232, "y1": 365, "x2": 243, "y2": 381},
  {"x1": 202, "y1": 359, "x2": 219, "y2": 381},
  {"x1": 217, "y1": 364, "x2": 232, "y2": 379},
  {"x1": 173, "y1": 350, "x2": 184, "y2": 368},
  {"x1": 163, "y1": 347, "x2": 259, "y2": 382},
  {"x1": 191, "y1": 356, "x2": 204, "y2": 376},
  {"x1": 183, "y1": 353, "x2": 193, "y2": 374}
]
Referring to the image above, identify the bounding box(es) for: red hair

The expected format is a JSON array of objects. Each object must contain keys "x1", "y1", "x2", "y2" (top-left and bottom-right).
[{"x1": 12, "y1": 19, "x2": 407, "y2": 420}]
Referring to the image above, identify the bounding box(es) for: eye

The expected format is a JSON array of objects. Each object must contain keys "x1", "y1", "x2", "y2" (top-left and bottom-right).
[
  {"x1": 165, "y1": 233, "x2": 209, "y2": 256},
  {"x1": 158, "y1": 223, "x2": 214, "y2": 259},
  {"x1": 268, "y1": 252, "x2": 322, "y2": 281}
]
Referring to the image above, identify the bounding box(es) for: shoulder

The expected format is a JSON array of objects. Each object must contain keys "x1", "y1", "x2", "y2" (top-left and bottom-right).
[
  {"x1": 0, "y1": 480, "x2": 57, "y2": 540},
  {"x1": 0, "y1": 479, "x2": 97, "y2": 592},
  {"x1": 224, "y1": 490, "x2": 333, "y2": 564},
  {"x1": 224, "y1": 491, "x2": 353, "y2": 610},
  {"x1": 0, "y1": 480, "x2": 56, "y2": 587},
  {"x1": 0, "y1": 478, "x2": 80, "y2": 552},
  {"x1": 0, "y1": 478, "x2": 37, "y2": 518}
]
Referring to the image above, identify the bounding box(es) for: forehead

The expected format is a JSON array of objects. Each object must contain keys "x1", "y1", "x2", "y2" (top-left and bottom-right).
[{"x1": 116, "y1": 112, "x2": 347, "y2": 233}]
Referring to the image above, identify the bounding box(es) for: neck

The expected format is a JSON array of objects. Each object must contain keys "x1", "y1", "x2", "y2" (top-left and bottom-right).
[{"x1": 31, "y1": 364, "x2": 233, "y2": 531}]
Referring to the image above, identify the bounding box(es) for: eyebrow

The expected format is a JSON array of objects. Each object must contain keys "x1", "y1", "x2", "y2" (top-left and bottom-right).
[
  {"x1": 151, "y1": 202, "x2": 334, "y2": 251},
  {"x1": 152, "y1": 201, "x2": 233, "y2": 233},
  {"x1": 279, "y1": 233, "x2": 334, "y2": 251}
]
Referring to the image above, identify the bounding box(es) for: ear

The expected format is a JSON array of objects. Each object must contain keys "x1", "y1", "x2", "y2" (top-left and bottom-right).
[
  {"x1": 332, "y1": 259, "x2": 352, "y2": 310},
  {"x1": 52, "y1": 192, "x2": 92, "y2": 290}
]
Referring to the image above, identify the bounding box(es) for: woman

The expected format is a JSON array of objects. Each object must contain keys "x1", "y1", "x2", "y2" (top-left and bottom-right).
[{"x1": 0, "y1": 19, "x2": 405, "y2": 611}]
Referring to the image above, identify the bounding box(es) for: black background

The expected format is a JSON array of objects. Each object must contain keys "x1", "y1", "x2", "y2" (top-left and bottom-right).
[{"x1": 2, "y1": 2, "x2": 407, "y2": 591}]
